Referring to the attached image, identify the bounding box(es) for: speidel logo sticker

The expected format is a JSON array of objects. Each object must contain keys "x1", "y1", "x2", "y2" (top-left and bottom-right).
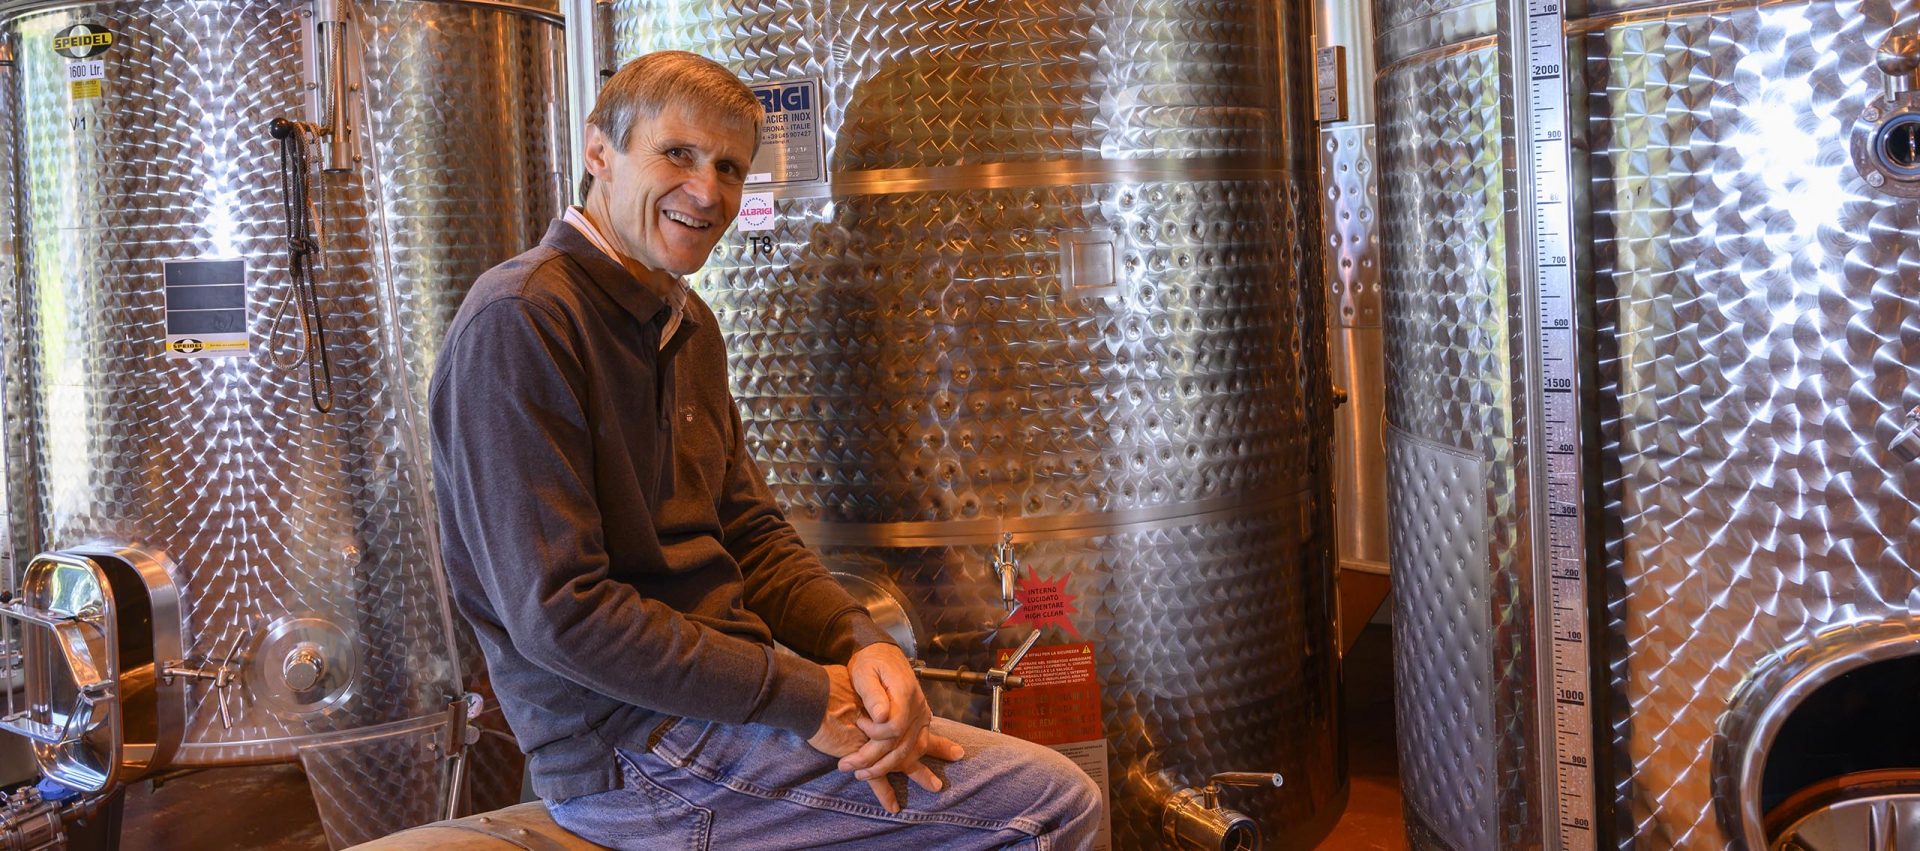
[{"x1": 52, "y1": 24, "x2": 115, "y2": 59}]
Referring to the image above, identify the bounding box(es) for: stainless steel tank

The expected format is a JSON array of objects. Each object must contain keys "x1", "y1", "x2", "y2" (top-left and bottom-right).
[
  {"x1": 0, "y1": 0, "x2": 565, "y2": 844},
  {"x1": 1375, "y1": 0, "x2": 1920, "y2": 844},
  {"x1": 1316, "y1": 0, "x2": 1393, "y2": 653},
  {"x1": 582, "y1": 2, "x2": 1342, "y2": 848}
]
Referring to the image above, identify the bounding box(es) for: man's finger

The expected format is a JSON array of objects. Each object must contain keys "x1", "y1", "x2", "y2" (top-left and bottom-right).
[
  {"x1": 849, "y1": 663, "x2": 893, "y2": 725},
  {"x1": 867, "y1": 776, "x2": 900, "y2": 813},
  {"x1": 855, "y1": 712, "x2": 914, "y2": 741},
  {"x1": 903, "y1": 761, "x2": 943, "y2": 794},
  {"x1": 853, "y1": 727, "x2": 930, "y2": 780},
  {"x1": 837, "y1": 735, "x2": 894, "y2": 773},
  {"x1": 922, "y1": 732, "x2": 966, "y2": 762}
]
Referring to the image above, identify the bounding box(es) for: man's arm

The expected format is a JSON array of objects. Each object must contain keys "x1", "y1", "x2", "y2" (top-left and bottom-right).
[
  {"x1": 708, "y1": 387, "x2": 966, "y2": 804},
  {"x1": 433, "y1": 296, "x2": 827, "y2": 735},
  {"x1": 715, "y1": 399, "x2": 895, "y2": 662}
]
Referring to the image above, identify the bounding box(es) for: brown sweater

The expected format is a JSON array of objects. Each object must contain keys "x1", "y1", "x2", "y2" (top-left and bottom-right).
[{"x1": 430, "y1": 221, "x2": 892, "y2": 802}]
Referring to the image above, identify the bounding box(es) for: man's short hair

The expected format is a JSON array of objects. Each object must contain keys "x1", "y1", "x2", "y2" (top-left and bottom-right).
[{"x1": 579, "y1": 51, "x2": 764, "y2": 200}]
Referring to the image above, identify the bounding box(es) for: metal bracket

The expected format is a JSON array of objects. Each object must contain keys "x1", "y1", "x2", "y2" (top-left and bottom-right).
[
  {"x1": 439, "y1": 693, "x2": 483, "y2": 821},
  {"x1": 304, "y1": 0, "x2": 364, "y2": 172}
]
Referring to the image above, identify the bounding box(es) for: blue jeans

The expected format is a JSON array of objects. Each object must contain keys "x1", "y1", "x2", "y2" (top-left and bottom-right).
[{"x1": 547, "y1": 716, "x2": 1103, "y2": 850}]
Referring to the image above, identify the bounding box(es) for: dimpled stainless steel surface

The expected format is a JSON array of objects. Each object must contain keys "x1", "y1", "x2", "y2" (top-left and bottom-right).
[
  {"x1": 718, "y1": 183, "x2": 1312, "y2": 527},
  {"x1": 1374, "y1": 0, "x2": 1496, "y2": 70},
  {"x1": 605, "y1": 0, "x2": 1339, "y2": 847},
  {"x1": 1322, "y1": 127, "x2": 1382, "y2": 330},
  {"x1": 0, "y1": 42, "x2": 17, "y2": 583},
  {"x1": 1317, "y1": 0, "x2": 1391, "y2": 581},
  {"x1": 1586, "y1": 1, "x2": 1920, "y2": 845},
  {"x1": 1379, "y1": 0, "x2": 1920, "y2": 845},
  {"x1": 811, "y1": 501, "x2": 1335, "y2": 845},
  {"x1": 615, "y1": 3, "x2": 1290, "y2": 169},
  {"x1": 1378, "y1": 36, "x2": 1541, "y2": 849},
  {"x1": 0, "y1": 0, "x2": 563, "y2": 823},
  {"x1": 298, "y1": 719, "x2": 450, "y2": 848},
  {"x1": 1377, "y1": 46, "x2": 1509, "y2": 459},
  {"x1": 1386, "y1": 427, "x2": 1492, "y2": 849}
]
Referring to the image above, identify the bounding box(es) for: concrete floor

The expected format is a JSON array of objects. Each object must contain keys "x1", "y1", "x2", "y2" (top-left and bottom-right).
[{"x1": 114, "y1": 628, "x2": 1411, "y2": 850}]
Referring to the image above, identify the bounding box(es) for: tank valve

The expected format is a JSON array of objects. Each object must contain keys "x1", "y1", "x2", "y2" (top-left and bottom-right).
[
  {"x1": 1162, "y1": 772, "x2": 1284, "y2": 851},
  {"x1": 1891, "y1": 406, "x2": 1920, "y2": 462},
  {"x1": 911, "y1": 627, "x2": 1041, "y2": 733},
  {"x1": 1879, "y1": 32, "x2": 1920, "y2": 99},
  {"x1": 990, "y1": 532, "x2": 1021, "y2": 616}
]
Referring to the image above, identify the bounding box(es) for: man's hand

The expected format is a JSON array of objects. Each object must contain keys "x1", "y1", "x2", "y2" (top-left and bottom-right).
[
  {"x1": 838, "y1": 644, "x2": 966, "y2": 798},
  {"x1": 808, "y1": 664, "x2": 910, "y2": 811},
  {"x1": 807, "y1": 664, "x2": 868, "y2": 756}
]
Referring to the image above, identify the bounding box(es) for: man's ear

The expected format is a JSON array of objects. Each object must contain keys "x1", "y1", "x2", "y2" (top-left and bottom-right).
[{"x1": 582, "y1": 126, "x2": 613, "y2": 183}]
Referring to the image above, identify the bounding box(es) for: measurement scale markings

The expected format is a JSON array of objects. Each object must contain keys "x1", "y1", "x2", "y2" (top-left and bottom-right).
[{"x1": 1525, "y1": 0, "x2": 1595, "y2": 847}]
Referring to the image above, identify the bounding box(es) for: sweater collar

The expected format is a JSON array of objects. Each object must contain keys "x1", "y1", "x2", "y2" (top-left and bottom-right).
[{"x1": 539, "y1": 219, "x2": 667, "y2": 325}]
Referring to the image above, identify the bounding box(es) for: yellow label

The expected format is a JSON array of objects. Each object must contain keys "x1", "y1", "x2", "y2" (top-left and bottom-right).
[
  {"x1": 166, "y1": 339, "x2": 247, "y2": 355},
  {"x1": 70, "y1": 79, "x2": 101, "y2": 99},
  {"x1": 53, "y1": 32, "x2": 113, "y2": 51}
]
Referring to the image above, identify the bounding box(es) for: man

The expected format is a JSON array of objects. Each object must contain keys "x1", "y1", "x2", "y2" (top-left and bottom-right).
[{"x1": 429, "y1": 51, "x2": 1102, "y2": 849}]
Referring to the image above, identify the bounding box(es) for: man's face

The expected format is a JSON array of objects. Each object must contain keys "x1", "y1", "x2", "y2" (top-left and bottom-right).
[{"x1": 583, "y1": 101, "x2": 756, "y2": 277}]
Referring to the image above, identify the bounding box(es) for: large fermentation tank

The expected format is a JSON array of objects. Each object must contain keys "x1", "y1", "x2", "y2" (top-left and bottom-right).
[
  {"x1": 0, "y1": 0, "x2": 565, "y2": 844},
  {"x1": 1376, "y1": 0, "x2": 1920, "y2": 844},
  {"x1": 588, "y1": 1, "x2": 1342, "y2": 848}
]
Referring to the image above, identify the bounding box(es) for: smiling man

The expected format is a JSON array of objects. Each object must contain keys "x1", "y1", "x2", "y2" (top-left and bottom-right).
[{"x1": 428, "y1": 52, "x2": 1102, "y2": 849}]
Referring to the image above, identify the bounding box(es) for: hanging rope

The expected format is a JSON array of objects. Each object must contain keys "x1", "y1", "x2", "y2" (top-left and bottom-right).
[{"x1": 270, "y1": 117, "x2": 335, "y2": 414}]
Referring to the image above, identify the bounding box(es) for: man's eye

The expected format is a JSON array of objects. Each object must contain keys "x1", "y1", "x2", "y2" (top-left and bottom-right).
[{"x1": 665, "y1": 147, "x2": 689, "y2": 161}]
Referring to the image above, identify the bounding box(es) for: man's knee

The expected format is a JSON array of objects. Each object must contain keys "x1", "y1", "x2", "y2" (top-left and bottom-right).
[{"x1": 1011, "y1": 742, "x2": 1103, "y2": 830}]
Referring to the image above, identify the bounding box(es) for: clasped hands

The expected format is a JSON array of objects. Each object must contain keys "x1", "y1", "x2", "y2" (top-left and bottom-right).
[{"x1": 807, "y1": 643, "x2": 966, "y2": 813}]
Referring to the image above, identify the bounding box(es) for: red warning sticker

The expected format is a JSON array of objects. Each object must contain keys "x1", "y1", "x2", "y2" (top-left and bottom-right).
[
  {"x1": 995, "y1": 642, "x2": 1104, "y2": 746},
  {"x1": 1004, "y1": 567, "x2": 1082, "y2": 638}
]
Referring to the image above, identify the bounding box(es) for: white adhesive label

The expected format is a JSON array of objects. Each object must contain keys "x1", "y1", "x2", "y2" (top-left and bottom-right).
[
  {"x1": 66, "y1": 60, "x2": 104, "y2": 81},
  {"x1": 736, "y1": 192, "x2": 776, "y2": 232}
]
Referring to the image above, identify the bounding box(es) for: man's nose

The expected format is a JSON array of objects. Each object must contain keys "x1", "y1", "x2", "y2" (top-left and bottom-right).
[{"x1": 684, "y1": 166, "x2": 722, "y2": 207}]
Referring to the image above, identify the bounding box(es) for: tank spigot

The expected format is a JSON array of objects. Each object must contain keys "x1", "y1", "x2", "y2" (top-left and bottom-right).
[
  {"x1": 1891, "y1": 406, "x2": 1920, "y2": 462},
  {"x1": 990, "y1": 532, "x2": 1021, "y2": 616},
  {"x1": 1878, "y1": 32, "x2": 1920, "y2": 99},
  {"x1": 1162, "y1": 772, "x2": 1284, "y2": 851}
]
